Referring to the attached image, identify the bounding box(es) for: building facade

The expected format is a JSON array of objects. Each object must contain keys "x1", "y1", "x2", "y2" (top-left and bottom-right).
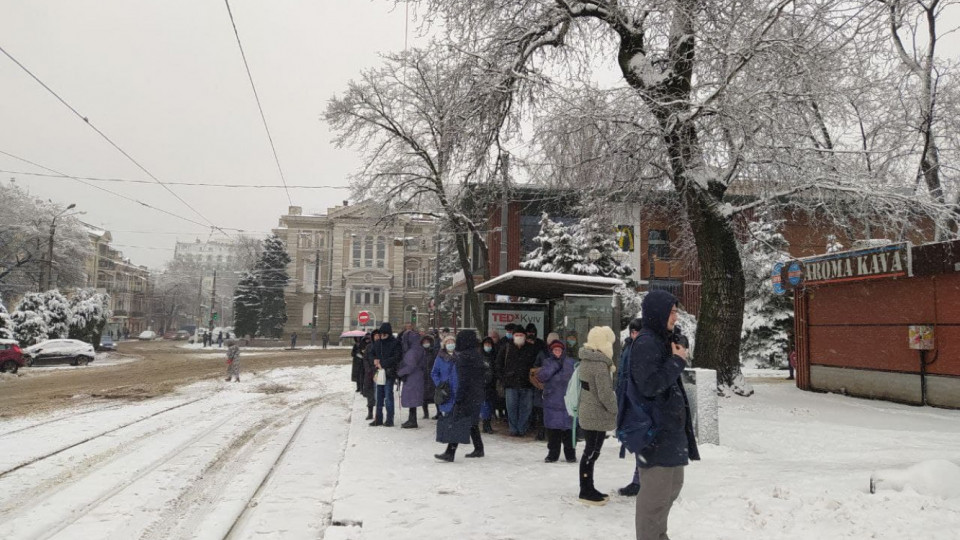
[
  {"x1": 273, "y1": 203, "x2": 438, "y2": 339},
  {"x1": 82, "y1": 223, "x2": 152, "y2": 336}
]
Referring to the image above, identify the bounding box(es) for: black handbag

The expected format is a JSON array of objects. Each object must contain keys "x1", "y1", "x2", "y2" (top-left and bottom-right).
[{"x1": 435, "y1": 380, "x2": 452, "y2": 405}]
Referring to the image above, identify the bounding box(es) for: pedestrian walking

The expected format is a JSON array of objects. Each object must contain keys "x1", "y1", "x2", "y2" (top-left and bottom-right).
[
  {"x1": 433, "y1": 330, "x2": 487, "y2": 462},
  {"x1": 290, "y1": 332, "x2": 298, "y2": 349},
  {"x1": 225, "y1": 339, "x2": 241, "y2": 382},
  {"x1": 535, "y1": 339, "x2": 577, "y2": 463},
  {"x1": 371, "y1": 322, "x2": 401, "y2": 427},
  {"x1": 398, "y1": 330, "x2": 426, "y2": 429},
  {"x1": 322, "y1": 332, "x2": 329, "y2": 349},
  {"x1": 577, "y1": 326, "x2": 618, "y2": 505},
  {"x1": 630, "y1": 291, "x2": 699, "y2": 540},
  {"x1": 618, "y1": 317, "x2": 644, "y2": 497},
  {"x1": 217, "y1": 331, "x2": 224, "y2": 348},
  {"x1": 501, "y1": 329, "x2": 539, "y2": 436}
]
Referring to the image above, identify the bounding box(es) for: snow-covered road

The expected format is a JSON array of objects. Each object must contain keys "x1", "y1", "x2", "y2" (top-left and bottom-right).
[{"x1": 1, "y1": 364, "x2": 958, "y2": 539}]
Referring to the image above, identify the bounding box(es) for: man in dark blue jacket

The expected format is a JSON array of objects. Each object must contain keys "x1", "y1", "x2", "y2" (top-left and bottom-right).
[
  {"x1": 372, "y1": 322, "x2": 403, "y2": 427},
  {"x1": 618, "y1": 317, "x2": 643, "y2": 497},
  {"x1": 629, "y1": 290, "x2": 699, "y2": 540}
]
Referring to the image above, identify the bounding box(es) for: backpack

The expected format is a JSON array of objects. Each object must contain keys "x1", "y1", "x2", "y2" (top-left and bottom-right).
[
  {"x1": 564, "y1": 361, "x2": 581, "y2": 418},
  {"x1": 616, "y1": 343, "x2": 659, "y2": 458}
]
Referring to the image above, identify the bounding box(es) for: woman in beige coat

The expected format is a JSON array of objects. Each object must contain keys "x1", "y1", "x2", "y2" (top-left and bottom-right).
[{"x1": 576, "y1": 326, "x2": 619, "y2": 505}]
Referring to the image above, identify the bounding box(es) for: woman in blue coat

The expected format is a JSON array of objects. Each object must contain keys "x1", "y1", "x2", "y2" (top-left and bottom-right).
[
  {"x1": 433, "y1": 331, "x2": 486, "y2": 462},
  {"x1": 397, "y1": 330, "x2": 426, "y2": 429},
  {"x1": 536, "y1": 340, "x2": 577, "y2": 463}
]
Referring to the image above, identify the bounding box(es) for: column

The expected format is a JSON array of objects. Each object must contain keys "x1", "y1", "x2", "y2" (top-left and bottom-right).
[
  {"x1": 383, "y1": 286, "x2": 390, "y2": 324},
  {"x1": 343, "y1": 285, "x2": 352, "y2": 331}
]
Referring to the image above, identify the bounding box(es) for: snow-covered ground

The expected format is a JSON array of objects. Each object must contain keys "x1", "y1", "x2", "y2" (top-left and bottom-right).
[{"x1": 1, "y1": 364, "x2": 957, "y2": 539}]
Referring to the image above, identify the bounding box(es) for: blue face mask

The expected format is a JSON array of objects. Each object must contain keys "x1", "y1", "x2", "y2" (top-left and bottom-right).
[
  {"x1": 445, "y1": 343, "x2": 456, "y2": 352},
  {"x1": 483, "y1": 346, "x2": 493, "y2": 353},
  {"x1": 566, "y1": 339, "x2": 577, "y2": 347},
  {"x1": 505, "y1": 332, "x2": 513, "y2": 339},
  {"x1": 422, "y1": 343, "x2": 431, "y2": 349}
]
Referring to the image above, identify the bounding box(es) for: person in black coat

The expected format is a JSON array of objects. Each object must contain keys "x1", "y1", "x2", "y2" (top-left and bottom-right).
[
  {"x1": 630, "y1": 290, "x2": 700, "y2": 540},
  {"x1": 435, "y1": 330, "x2": 488, "y2": 462},
  {"x1": 421, "y1": 334, "x2": 438, "y2": 419},
  {"x1": 363, "y1": 331, "x2": 379, "y2": 422},
  {"x1": 350, "y1": 337, "x2": 365, "y2": 393},
  {"x1": 480, "y1": 336, "x2": 498, "y2": 434},
  {"x1": 371, "y1": 322, "x2": 402, "y2": 427}
]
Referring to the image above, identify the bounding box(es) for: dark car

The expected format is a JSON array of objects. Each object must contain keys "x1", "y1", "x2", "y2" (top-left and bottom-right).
[
  {"x1": 98, "y1": 334, "x2": 116, "y2": 351},
  {"x1": 0, "y1": 339, "x2": 26, "y2": 373}
]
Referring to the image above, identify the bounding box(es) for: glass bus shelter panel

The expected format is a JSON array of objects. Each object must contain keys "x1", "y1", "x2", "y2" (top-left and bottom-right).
[{"x1": 558, "y1": 294, "x2": 618, "y2": 359}]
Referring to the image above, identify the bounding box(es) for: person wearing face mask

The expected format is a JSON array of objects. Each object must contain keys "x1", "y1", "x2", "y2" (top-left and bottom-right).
[
  {"x1": 565, "y1": 331, "x2": 579, "y2": 359},
  {"x1": 371, "y1": 322, "x2": 402, "y2": 427},
  {"x1": 531, "y1": 331, "x2": 562, "y2": 441},
  {"x1": 421, "y1": 335, "x2": 437, "y2": 420},
  {"x1": 501, "y1": 328, "x2": 540, "y2": 436},
  {"x1": 366, "y1": 330, "x2": 384, "y2": 425},
  {"x1": 494, "y1": 324, "x2": 518, "y2": 421},
  {"x1": 397, "y1": 330, "x2": 426, "y2": 429},
  {"x1": 536, "y1": 340, "x2": 577, "y2": 463},
  {"x1": 480, "y1": 336, "x2": 499, "y2": 434},
  {"x1": 434, "y1": 330, "x2": 486, "y2": 462}
]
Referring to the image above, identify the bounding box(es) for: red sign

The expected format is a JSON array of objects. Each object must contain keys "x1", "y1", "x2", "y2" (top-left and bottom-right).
[{"x1": 358, "y1": 311, "x2": 371, "y2": 325}]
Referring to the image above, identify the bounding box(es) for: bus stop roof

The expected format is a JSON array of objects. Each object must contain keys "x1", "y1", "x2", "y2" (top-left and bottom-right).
[{"x1": 474, "y1": 270, "x2": 625, "y2": 300}]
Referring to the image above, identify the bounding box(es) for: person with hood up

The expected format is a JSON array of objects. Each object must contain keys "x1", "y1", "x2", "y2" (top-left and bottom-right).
[
  {"x1": 494, "y1": 324, "x2": 518, "y2": 420},
  {"x1": 630, "y1": 290, "x2": 699, "y2": 540},
  {"x1": 359, "y1": 334, "x2": 376, "y2": 420},
  {"x1": 501, "y1": 328, "x2": 540, "y2": 436},
  {"x1": 371, "y1": 322, "x2": 402, "y2": 427},
  {"x1": 535, "y1": 339, "x2": 577, "y2": 463},
  {"x1": 577, "y1": 326, "x2": 619, "y2": 505},
  {"x1": 433, "y1": 330, "x2": 487, "y2": 462},
  {"x1": 351, "y1": 336, "x2": 366, "y2": 393},
  {"x1": 479, "y1": 336, "x2": 499, "y2": 434},
  {"x1": 397, "y1": 330, "x2": 426, "y2": 428},
  {"x1": 224, "y1": 339, "x2": 240, "y2": 382}
]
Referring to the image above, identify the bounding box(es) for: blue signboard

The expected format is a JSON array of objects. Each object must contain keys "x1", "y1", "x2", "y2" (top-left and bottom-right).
[{"x1": 771, "y1": 262, "x2": 786, "y2": 295}]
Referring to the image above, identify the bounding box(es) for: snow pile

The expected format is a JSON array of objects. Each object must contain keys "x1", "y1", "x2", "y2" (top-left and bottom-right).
[{"x1": 871, "y1": 460, "x2": 960, "y2": 499}]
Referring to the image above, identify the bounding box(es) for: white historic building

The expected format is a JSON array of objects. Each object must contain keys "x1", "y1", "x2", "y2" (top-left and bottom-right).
[{"x1": 273, "y1": 202, "x2": 438, "y2": 338}]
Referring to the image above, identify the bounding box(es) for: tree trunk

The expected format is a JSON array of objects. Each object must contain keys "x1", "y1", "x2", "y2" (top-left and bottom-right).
[{"x1": 452, "y1": 229, "x2": 486, "y2": 335}]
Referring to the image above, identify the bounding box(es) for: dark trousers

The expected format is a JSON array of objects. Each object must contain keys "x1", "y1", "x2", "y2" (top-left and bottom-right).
[
  {"x1": 375, "y1": 381, "x2": 395, "y2": 424},
  {"x1": 546, "y1": 428, "x2": 576, "y2": 460},
  {"x1": 445, "y1": 424, "x2": 483, "y2": 455},
  {"x1": 580, "y1": 430, "x2": 605, "y2": 493}
]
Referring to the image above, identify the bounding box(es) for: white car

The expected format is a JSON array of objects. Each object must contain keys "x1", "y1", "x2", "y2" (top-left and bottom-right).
[
  {"x1": 137, "y1": 330, "x2": 157, "y2": 341},
  {"x1": 23, "y1": 339, "x2": 96, "y2": 367}
]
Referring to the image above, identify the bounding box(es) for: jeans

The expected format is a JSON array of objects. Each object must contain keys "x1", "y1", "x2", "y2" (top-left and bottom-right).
[
  {"x1": 480, "y1": 400, "x2": 493, "y2": 421},
  {"x1": 505, "y1": 388, "x2": 533, "y2": 435},
  {"x1": 374, "y1": 380, "x2": 396, "y2": 423}
]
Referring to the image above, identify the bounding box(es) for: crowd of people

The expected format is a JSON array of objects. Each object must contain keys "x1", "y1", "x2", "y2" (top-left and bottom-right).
[{"x1": 348, "y1": 290, "x2": 700, "y2": 540}]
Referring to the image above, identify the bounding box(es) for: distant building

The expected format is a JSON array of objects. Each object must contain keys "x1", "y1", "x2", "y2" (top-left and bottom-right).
[
  {"x1": 173, "y1": 239, "x2": 241, "y2": 272},
  {"x1": 273, "y1": 202, "x2": 439, "y2": 339},
  {"x1": 82, "y1": 223, "x2": 152, "y2": 336}
]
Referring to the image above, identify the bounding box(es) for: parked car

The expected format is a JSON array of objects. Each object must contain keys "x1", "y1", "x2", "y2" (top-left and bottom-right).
[
  {"x1": 138, "y1": 330, "x2": 157, "y2": 341},
  {"x1": 0, "y1": 339, "x2": 26, "y2": 373},
  {"x1": 98, "y1": 334, "x2": 116, "y2": 351},
  {"x1": 23, "y1": 339, "x2": 96, "y2": 367},
  {"x1": 162, "y1": 331, "x2": 177, "y2": 340},
  {"x1": 174, "y1": 330, "x2": 190, "y2": 340}
]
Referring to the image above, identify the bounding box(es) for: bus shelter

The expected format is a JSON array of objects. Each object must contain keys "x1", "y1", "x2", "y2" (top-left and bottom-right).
[{"x1": 474, "y1": 270, "x2": 625, "y2": 358}]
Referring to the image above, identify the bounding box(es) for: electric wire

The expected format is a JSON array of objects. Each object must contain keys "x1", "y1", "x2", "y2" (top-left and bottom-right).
[
  {"x1": 0, "y1": 42, "x2": 230, "y2": 238},
  {"x1": 222, "y1": 0, "x2": 293, "y2": 206},
  {"x1": 0, "y1": 149, "x2": 243, "y2": 233},
  {"x1": 0, "y1": 169, "x2": 349, "y2": 190}
]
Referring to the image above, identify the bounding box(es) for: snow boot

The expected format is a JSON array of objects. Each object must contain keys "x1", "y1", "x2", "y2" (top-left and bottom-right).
[
  {"x1": 536, "y1": 427, "x2": 546, "y2": 441},
  {"x1": 578, "y1": 490, "x2": 608, "y2": 506},
  {"x1": 369, "y1": 418, "x2": 383, "y2": 427},
  {"x1": 482, "y1": 419, "x2": 493, "y2": 434},
  {"x1": 579, "y1": 469, "x2": 608, "y2": 505},
  {"x1": 435, "y1": 444, "x2": 456, "y2": 462},
  {"x1": 465, "y1": 425, "x2": 484, "y2": 458},
  {"x1": 365, "y1": 407, "x2": 373, "y2": 420},
  {"x1": 401, "y1": 408, "x2": 418, "y2": 429},
  {"x1": 422, "y1": 405, "x2": 430, "y2": 419},
  {"x1": 465, "y1": 448, "x2": 484, "y2": 458},
  {"x1": 619, "y1": 483, "x2": 640, "y2": 497}
]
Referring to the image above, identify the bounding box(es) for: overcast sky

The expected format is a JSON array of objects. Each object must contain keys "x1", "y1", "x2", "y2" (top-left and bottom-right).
[
  {"x1": 3, "y1": 2, "x2": 960, "y2": 270},
  {"x1": 0, "y1": 0, "x2": 415, "y2": 268}
]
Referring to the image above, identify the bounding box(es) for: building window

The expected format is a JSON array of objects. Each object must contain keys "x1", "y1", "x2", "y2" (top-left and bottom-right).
[
  {"x1": 353, "y1": 235, "x2": 387, "y2": 269},
  {"x1": 298, "y1": 231, "x2": 314, "y2": 249},
  {"x1": 353, "y1": 287, "x2": 383, "y2": 306}
]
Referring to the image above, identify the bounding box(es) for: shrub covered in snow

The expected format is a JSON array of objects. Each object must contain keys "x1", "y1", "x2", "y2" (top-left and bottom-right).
[
  {"x1": 43, "y1": 290, "x2": 72, "y2": 339},
  {"x1": 0, "y1": 299, "x2": 14, "y2": 340},
  {"x1": 740, "y1": 211, "x2": 793, "y2": 369},
  {"x1": 11, "y1": 310, "x2": 48, "y2": 347},
  {"x1": 69, "y1": 288, "x2": 111, "y2": 346}
]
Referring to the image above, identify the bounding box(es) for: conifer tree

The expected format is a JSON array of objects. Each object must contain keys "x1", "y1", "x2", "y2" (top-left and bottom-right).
[
  {"x1": 255, "y1": 235, "x2": 291, "y2": 339},
  {"x1": 43, "y1": 290, "x2": 72, "y2": 339},
  {"x1": 0, "y1": 299, "x2": 13, "y2": 340},
  {"x1": 572, "y1": 216, "x2": 634, "y2": 280},
  {"x1": 233, "y1": 271, "x2": 262, "y2": 338},
  {"x1": 740, "y1": 211, "x2": 793, "y2": 369}
]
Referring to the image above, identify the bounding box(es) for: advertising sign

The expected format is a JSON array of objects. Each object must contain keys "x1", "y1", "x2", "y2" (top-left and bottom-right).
[
  {"x1": 484, "y1": 302, "x2": 549, "y2": 338},
  {"x1": 771, "y1": 262, "x2": 786, "y2": 295},
  {"x1": 908, "y1": 325, "x2": 935, "y2": 350},
  {"x1": 799, "y1": 243, "x2": 912, "y2": 286}
]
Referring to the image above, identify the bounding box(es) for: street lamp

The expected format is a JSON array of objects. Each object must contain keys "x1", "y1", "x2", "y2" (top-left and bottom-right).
[{"x1": 42, "y1": 203, "x2": 76, "y2": 291}]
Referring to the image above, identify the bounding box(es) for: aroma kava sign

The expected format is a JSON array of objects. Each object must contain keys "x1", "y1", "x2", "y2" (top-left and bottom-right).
[{"x1": 800, "y1": 243, "x2": 912, "y2": 285}]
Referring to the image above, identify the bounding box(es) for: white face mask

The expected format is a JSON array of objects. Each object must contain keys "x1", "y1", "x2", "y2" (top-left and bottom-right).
[
  {"x1": 514, "y1": 336, "x2": 526, "y2": 347},
  {"x1": 445, "y1": 343, "x2": 455, "y2": 352}
]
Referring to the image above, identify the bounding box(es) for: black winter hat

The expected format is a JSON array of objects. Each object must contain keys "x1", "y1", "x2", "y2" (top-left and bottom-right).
[{"x1": 525, "y1": 323, "x2": 538, "y2": 336}]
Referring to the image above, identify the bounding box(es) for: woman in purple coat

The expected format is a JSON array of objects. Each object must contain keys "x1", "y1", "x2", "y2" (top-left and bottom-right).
[
  {"x1": 536, "y1": 340, "x2": 577, "y2": 463},
  {"x1": 398, "y1": 330, "x2": 426, "y2": 429}
]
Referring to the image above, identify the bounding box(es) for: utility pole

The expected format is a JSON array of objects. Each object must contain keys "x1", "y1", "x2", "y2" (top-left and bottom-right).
[
  {"x1": 196, "y1": 270, "x2": 204, "y2": 331},
  {"x1": 499, "y1": 154, "x2": 509, "y2": 276},
  {"x1": 43, "y1": 203, "x2": 76, "y2": 291},
  {"x1": 209, "y1": 269, "x2": 217, "y2": 330},
  {"x1": 311, "y1": 248, "x2": 320, "y2": 346}
]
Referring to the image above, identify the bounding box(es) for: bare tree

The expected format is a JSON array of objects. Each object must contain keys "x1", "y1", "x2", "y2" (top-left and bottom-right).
[{"x1": 325, "y1": 46, "x2": 502, "y2": 333}]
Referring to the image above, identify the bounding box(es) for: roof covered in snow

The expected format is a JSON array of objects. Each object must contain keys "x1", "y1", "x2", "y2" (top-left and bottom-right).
[{"x1": 474, "y1": 270, "x2": 624, "y2": 299}]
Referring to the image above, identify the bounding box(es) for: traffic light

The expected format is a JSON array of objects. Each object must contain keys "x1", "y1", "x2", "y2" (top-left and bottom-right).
[
  {"x1": 411, "y1": 307, "x2": 418, "y2": 324},
  {"x1": 212, "y1": 312, "x2": 219, "y2": 321}
]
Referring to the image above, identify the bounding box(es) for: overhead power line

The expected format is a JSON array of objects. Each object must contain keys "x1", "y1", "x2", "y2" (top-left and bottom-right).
[
  {"x1": 223, "y1": 0, "x2": 293, "y2": 206},
  {"x1": 0, "y1": 149, "x2": 245, "y2": 233},
  {"x1": 0, "y1": 169, "x2": 349, "y2": 190},
  {"x1": 0, "y1": 41, "x2": 231, "y2": 237}
]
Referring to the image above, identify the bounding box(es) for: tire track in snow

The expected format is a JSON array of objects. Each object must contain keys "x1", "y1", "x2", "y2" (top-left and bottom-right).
[{"x1": 0, "y1": 403, "x2": 126, "y2": 438}]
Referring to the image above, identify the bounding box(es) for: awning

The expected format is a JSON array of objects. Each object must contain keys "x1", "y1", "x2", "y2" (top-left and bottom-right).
[{"x1": 474, "y1": 270, "x2": 624, "y2": 300}]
